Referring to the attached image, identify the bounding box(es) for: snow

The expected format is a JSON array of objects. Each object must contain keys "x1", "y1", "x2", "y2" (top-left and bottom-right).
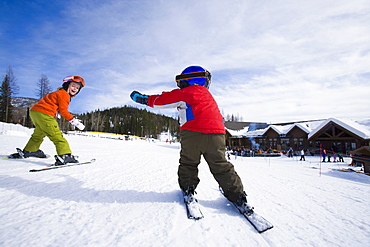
[
  {"x1": 0, "y1": 122, "x2": 33, "y2": 136},
  {"x1": 1, "y1": 123, "x2": 370, "y2": 247}
]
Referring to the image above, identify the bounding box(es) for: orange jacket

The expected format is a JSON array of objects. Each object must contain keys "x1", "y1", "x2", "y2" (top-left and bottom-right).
[{"x1": 31, "y1": 89, "x2": 74, "y2": 121}]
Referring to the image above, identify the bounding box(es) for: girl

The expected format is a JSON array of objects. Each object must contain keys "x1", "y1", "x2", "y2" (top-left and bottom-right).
[{"x1": 10, "y1": 75, "x2": 85, "y2": 165}]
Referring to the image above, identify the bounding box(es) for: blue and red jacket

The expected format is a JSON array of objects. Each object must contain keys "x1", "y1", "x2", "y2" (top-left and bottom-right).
[{"x1": 147, "y1": 85, "x2": 225, "y2": 134}]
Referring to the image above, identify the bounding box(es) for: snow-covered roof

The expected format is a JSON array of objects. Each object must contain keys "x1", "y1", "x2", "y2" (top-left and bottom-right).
[
  {"x1": 226, "y1": 126, "x2": 249, "y2": 138},
  {"x1": 286, "y1": 123, "x2": 312, "y2": 134},
  {"x1": 245, "y1": 128, "x2": 267, "y2": 138},
  {"x1": 262, "y1": 125, "x2": 291, "y2": 135},
  {"x1": 308, "y1": 118, "x2": 370, "y2": 139},
  {"x1": 260, "y1": 121, "x2": 323, "y2": 136}
]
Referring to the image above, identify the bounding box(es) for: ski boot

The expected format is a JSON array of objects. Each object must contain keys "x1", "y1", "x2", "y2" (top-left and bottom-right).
[
  {"x1": 235, "y1": 192, "x2": 254, "y2": 216},
  {"x1": 184, "y1": 185, "x2": 197, "y2": 204},
  {"x1": 54, "y1": 154, "x2": 79, "y2": 166},
  {"x1": 22, "y1": 149, "x2": 47, "y2": 158},
  {"x1": 8, "y1": 148, "x2": 47, "y2": 159},
  {"x1": 8, "y1": 152, "x2": 22, "y2": 159}
]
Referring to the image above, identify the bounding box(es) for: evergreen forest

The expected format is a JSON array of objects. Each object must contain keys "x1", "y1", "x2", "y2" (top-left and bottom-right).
[{"x1": 77, "y1": 106, "x2": 179, "y2": 138}]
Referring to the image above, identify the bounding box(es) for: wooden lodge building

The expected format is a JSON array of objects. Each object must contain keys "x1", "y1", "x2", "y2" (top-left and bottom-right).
[{"x1": 225, "y1": 118, "x2": 370, "y2": 155}]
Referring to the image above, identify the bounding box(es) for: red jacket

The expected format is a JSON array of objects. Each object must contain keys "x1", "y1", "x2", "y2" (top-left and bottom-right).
[
  {"x1": 31, "y1": 89, "x2": 74, "y2": 121},
  {"x1": 148, "y1": 85, "x2": 225, "y2": 134}
]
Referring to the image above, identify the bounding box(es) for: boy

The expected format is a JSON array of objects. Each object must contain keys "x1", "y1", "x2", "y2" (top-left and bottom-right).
[
  {"x1": 130, "y1": 65, "x2": 251, "y2": 213},
  {"x1": 9, "y1": 75, "x2": 85, "y2": 165}
]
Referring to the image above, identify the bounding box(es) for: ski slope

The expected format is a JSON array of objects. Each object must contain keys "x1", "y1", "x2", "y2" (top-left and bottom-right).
[{"x1": 0, "y1": 123, "x2": 369, "y2": 247}]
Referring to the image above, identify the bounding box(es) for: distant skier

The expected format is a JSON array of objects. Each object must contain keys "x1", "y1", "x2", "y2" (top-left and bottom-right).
[
  {"x1": 299, "y1": 149, "x2": 305, "y2": 161},
  {"x1": 338, "y1": 153, "x2": 344, "y2": 162},
  {"x1": 9, "y1": 76, "x2": 86, "y2": 165},
  {"x1": 130, "y1": 65, "x2": 251, "y2": 213},
  {"x1": 288, "y1": 147, "x2": 293, "y2": 158},
  {"x1": 322, "y1": 149, "x2": 327, "y2": 162},
  {"x1": 327, "y1": 151, "x2": 332, "y2": 162}
]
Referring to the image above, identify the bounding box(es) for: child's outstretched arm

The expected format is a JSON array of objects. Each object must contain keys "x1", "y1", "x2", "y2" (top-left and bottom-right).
[
  {"x1": 130, "y1": 89, "x2": 184, "y2": 109},
  {"x1": 130, "y1": 91, "x2": 149, "y2": 105}
]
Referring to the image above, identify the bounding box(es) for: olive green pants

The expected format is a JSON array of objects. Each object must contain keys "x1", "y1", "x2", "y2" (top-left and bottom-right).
[
  {"x1": 178, "y1": 130, "x2": 244, "y2": 203},
  {"x1": 24, "y1": 111, "x2": 72, "y2": 155}
]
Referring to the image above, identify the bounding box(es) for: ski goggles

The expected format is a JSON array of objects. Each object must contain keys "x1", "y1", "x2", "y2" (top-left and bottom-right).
[
  {"x1": 175, "y1": 71, "x2": 211, "y2": 82},
  {"x1": 63, "y1": 75, "x2": 85, "y2": 87}
]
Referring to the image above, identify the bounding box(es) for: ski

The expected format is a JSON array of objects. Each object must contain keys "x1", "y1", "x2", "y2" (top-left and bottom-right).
[
  {"x1": 5, "y1": 155, "x2": 52, "y2": 160},
  {"x1": 183, "y1": 191, "x2": 204, "y2": 220},
  {"x1": 29, "y1": 159, "x2": 96, "y2": 172},
  {"x1": 220, "y1": 187, "x2": 273, "y2": 233},
  {"x1": 234, "y1": 205, "x2": 274, "y2": 233}
]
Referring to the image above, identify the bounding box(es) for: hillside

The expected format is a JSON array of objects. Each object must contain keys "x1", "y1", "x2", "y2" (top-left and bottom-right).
[{"x1": 11, "y1": 97, "x2": 38, "y2": 108}]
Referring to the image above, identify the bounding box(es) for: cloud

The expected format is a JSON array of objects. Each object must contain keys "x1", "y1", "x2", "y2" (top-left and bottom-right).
[{"x1": 1, "y1": 0, "x2": 370, "y2": 122}]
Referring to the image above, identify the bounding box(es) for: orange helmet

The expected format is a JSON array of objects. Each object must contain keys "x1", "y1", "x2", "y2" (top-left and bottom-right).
[{"x1": 63, "y1": 75, "x2": 85, "y2": 87}]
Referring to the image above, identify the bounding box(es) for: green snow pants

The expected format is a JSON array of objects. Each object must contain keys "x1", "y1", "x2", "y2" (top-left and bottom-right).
[
  {"x1": 178, "y1": 130, "x2": 244, "y2": 203},
  {"x1": 24, "y1": 110, "x2": 72, "y2": 155}
]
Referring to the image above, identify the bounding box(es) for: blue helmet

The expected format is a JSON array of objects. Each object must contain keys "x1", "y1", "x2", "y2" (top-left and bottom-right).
[{"x1": 175, "y1": 66, "x2": 211, "y2": 89}]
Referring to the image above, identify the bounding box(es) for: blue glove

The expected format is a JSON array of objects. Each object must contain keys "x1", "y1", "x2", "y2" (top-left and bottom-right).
[{"x1": 130, "y1": 91, "x2": 149, "y2": 105}]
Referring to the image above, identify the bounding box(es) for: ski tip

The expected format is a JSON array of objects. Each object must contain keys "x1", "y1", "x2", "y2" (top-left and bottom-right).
[
  {"x1": 190, "y1": 216, "x2": 204, "y2": 220},
  {"x1": 257, "y1": 225, "x2": 274, "y2": 233}
]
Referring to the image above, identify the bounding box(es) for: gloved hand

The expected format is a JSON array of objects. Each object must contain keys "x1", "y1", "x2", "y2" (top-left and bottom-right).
[
  {"x1": 130, "y1": 91, "x2": 149, "y2": 105},
  {"x1": 69, "y1": 117, "x2": 85, "y2": 130}
]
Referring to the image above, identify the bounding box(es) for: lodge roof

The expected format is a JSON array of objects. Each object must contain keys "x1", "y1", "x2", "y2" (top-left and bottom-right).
[
  {"x1": 224, "y1": 121, "x2": 267, "y2": 130},
  {"x1": 308, "y1": 118, "x2": 370, "y2": 140},
  {"x1": 349, "y1": 146, "x2": 370, "y2": 156}
]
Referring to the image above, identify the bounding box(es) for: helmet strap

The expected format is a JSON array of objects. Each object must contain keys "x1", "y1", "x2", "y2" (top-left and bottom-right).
[{"x1": 62, "y1": 81, "x2": 70, "y2": 91}]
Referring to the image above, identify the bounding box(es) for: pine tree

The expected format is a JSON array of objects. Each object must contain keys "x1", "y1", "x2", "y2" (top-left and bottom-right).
[
  {"x1": 0, "y1": 66, "x2": 19, "y2": 122},
  {"x1": 36, "y1": 74, "x2": 52, "y2": 99},
  {"x1": 0, "y1": 75, "x2": 11, "y2": 122}
]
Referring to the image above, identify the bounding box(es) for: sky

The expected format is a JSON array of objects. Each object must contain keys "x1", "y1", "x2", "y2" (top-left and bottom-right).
[{"x1": 1, "y1": 0, "x2": 369, "y2": 124}]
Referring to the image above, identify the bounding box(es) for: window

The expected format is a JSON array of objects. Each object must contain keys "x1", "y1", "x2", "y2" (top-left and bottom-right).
[{"x1": 294, "y1": 138, "x2": 303, "y2": 148}]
